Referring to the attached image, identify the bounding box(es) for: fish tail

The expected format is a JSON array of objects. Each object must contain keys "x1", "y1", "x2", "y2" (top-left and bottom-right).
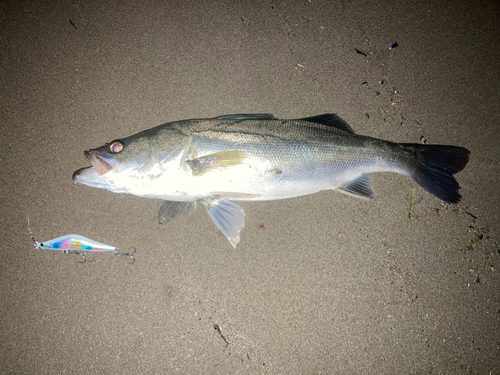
[{"x1": 404, "y1": 144, "x2": 470, "y2": 203}]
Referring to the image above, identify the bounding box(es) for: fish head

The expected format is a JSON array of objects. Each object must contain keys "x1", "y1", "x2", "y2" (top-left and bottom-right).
[{"x1": 73, "y1": 127, "x2": 191, "y2": 195}]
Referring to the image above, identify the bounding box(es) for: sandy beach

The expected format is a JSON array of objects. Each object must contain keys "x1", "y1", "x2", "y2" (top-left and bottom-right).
[{"x1": 1, "y1": 1, "x2": 499, "y2": 373}]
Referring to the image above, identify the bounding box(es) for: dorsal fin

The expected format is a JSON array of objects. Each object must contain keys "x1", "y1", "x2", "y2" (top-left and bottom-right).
[
  {"x1": 214, "y1": 114, "x2": 277, "y2": 120},
  {"x1": 300, "y1": 114, "x2": 355, "y2": 134}
]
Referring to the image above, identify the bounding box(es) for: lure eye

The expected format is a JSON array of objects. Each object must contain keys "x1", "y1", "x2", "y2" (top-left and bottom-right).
[{"x1": 109, "y1": 141, "x2": 124, "y2": 153}]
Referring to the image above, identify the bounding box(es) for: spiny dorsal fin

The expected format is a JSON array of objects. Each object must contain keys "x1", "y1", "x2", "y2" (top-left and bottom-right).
[
  {"x1": 300, "y1": 114, "x2": 355, "y2": 134},
  {"x1": 214, "y1": 114, "x2": 277, "y2": 120}
]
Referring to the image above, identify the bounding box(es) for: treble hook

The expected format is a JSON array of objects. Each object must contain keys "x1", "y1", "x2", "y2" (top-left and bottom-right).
[
  {"x1": 114, "y1": 247, "x2": 136, "y2": 264},
  {"x1": 63, "y1": 250, "x2": 87, "y2": 264}
]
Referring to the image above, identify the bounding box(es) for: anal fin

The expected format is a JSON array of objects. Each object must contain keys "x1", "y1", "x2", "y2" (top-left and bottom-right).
[{"x1": 337, "y1": 174, "x2": 375, "y2": 199}]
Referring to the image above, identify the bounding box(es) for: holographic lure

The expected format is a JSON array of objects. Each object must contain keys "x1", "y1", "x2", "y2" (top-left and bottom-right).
[{"x1": 28, "y1": 218, "x2": 135, "y2": 264}]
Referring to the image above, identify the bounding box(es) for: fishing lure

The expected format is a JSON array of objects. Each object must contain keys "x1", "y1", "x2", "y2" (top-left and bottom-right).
[{"x1": 28, "y1": 218, "x2": 136, "y2": 264}]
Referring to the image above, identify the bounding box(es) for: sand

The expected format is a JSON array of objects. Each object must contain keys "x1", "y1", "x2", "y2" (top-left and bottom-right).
[{"x1": 1, "y1": 0, "x2": 499, "y2": 373}]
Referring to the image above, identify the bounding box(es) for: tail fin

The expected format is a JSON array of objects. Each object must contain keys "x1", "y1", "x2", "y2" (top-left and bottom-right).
[{"x1": 405, "y1": 144, "x2": 469, "y2": 203}]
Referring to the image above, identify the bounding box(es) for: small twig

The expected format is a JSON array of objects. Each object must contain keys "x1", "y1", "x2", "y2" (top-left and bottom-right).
[
  {"x1": 214, "y1": 324, "x2": 229, "y2": 347},
  {"x1": 355, "y1": 48, "x2": 367, "y2": 57},
  {"x1": 408, "y1": 209, "x2": 419, "y2": 220}
]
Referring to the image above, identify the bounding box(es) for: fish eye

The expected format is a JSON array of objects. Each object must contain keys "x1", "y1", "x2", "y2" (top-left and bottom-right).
[{"x1": 109, "y1": 141, "x2": 124, "y2": 153}]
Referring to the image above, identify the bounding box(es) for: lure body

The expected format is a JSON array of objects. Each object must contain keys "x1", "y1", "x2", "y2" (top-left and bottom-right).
[
  {"x1": 27, "y1": 217, "x2": 135, "y2": 264},
  {"x1": 27, "y1": 218, "x2": 136, "y2": 264},
  {"x1": 33, "y1": 234, "x2": 117, "y2": 252}
]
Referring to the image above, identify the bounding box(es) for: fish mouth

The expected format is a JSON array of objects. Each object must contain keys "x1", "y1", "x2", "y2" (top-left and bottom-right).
[{"x1": 72, "y1": 151, "x2": 114, "y2": 182}]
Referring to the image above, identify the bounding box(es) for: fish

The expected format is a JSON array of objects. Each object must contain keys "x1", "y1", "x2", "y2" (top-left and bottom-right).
[{"x1": 73, "y1": 114, "x2": 470, "y2": 247}]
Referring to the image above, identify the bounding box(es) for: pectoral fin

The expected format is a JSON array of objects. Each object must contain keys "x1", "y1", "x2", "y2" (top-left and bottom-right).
[
  {"x1": 158, "y1": 201, "x2": 197, "y2": 224},
  {"x1": 204, "y1": 200, "x2": 245, "y2": 248},
  {"x1": 337, "y1": 174, "x2": 375, "y2": 199},
  {"x1": 186, "y1": 150, "x2": 246, "y2": 176}
]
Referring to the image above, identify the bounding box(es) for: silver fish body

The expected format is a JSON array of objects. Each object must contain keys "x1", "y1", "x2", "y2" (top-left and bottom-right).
[{"x1": 73, "y1": 114, "x2": 469, "y2": 247}]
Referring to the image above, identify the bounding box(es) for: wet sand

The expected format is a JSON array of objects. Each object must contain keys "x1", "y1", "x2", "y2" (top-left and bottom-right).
[{"x1": 1, "y1": 1, "x2": 499, "y2": 373}]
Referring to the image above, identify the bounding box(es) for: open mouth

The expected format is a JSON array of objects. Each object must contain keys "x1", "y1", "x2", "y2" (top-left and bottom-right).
[
  {"x1": 84, "y1": 151, "x2": 113, "y2": 175},
  {"x1": 72, "y1": 151, "x2": 114, "y2": 182}
]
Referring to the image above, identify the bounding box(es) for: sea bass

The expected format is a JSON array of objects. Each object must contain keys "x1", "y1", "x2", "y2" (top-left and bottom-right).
[{"x1": 73, "y1": 114, "x2": 469, "y2": 247}]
